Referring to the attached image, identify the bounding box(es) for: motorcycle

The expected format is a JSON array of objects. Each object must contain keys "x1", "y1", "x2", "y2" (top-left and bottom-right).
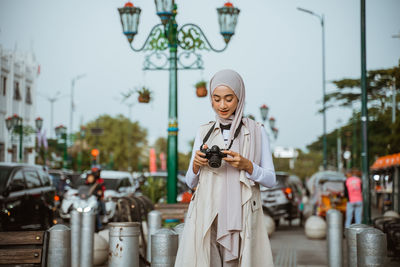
[{"x1": 59, "y1": 185, "x2": 99, "y2": 219}]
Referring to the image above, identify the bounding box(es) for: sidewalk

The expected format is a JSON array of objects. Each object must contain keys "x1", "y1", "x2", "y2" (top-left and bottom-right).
[{"x1": 270, "y1": 224, "x2": 328, "y2": 267}]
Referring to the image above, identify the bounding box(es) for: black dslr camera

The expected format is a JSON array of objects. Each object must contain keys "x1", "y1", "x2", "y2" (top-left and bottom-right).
[{"x1": 200, "y1": 145, "x2": 227, "y2": 168}]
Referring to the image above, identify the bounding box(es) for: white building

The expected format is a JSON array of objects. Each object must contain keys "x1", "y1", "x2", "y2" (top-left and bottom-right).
[{"x1": 0, "y1": 45, "x2": 39, "y2": 164}]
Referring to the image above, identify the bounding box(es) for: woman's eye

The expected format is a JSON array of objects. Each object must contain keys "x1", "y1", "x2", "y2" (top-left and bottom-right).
[
  {"x1": 213, "y1": 98, "x2": 220, "y2": 102},
  {"x1": 226, "y1": 98, "x2": 233, "y2": 102}
]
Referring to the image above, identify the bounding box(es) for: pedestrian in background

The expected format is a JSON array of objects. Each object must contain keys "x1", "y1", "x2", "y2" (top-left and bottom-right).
[
  {"x1": 344, "y1": 169, "x2": 363, "y2": 228},
  {"x1": 175, "y1": 69, "x2": 276, "y2": 267}
]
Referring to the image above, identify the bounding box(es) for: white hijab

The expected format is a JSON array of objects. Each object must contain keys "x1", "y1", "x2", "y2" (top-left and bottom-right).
[{"x1": 209, "y1": 69, "x2": 262, "y2": 262}]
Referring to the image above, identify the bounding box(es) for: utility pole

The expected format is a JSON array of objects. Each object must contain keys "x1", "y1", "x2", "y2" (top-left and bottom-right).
[
  {"x1": 360, "y1": 0, "x2": 371, "y2": 224},
  {"x1": 69, "y1": 74, "x2": 86, "y2": 140}
]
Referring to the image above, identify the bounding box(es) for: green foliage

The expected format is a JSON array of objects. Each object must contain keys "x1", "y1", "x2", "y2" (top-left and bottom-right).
[
  {"x1": 324, "y1": 65, "x2": 400, "y2": 111},
  {"x1": 195, "y1": 80, "x2": 207, "y2": 88},
  {"x1": 273, "y1": 150, "x2": 322, "y2": 181},
  {"x1": 140, "y1": 176, "x2": 166, "y2": 203},
  {"x1": 84, "y1": 114, "x2": 148, "y2": 171},
  {"x1": 136, "y1": 86, "x2": 151, "y2": 98}
]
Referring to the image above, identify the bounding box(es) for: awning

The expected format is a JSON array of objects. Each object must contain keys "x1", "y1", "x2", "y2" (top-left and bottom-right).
[{"x1": 371, "y1": 153, "x2": 400, "y2": 170}]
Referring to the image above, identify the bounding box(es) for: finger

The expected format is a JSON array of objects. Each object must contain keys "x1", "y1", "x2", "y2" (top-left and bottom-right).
[{"x1": 223, "y1": 157, "x2": 235, "y2": 162}]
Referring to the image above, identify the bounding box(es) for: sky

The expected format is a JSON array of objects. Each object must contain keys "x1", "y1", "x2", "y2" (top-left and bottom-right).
[{"x1": 1, "y1": 0, "x2": 399, "y2": 153}]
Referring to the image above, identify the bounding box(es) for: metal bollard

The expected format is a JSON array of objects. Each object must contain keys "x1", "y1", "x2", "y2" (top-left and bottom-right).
[
  {"x1": 326, "y1": 209, "x2": 343, "y2": 267},
  {"x1": 47, "y1": 224, "x2": 71, "y2": 267},
  {"x1": 357, "y1": 228, "x2": 387, "y2": 267},
  {"x1": 71, "y1": 210, "x2": 81, "y2": 267},
  {"x1": 108, "y1": 222, "x2": 141, "y2": 267},
  {"x1": 151, "y1": 228, "x2": 178, "y2": 267},
  {"x1": 173, "y1": 223, "x2": 185, "y2": 245},
  {"x1": 345, "y1": 224, "x2": 370, "y2": 267},
  {"x1": 80, "y1": 211, "x2": 95, "y2": 267},
  {"x1": 147, "y1": 210, "x2": 162, "y2": 262}
]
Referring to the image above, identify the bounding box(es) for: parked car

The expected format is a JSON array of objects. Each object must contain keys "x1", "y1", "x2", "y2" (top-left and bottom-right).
[
  {"x1": 60, "y1": 170, "x2": 138, "y2": 222},
  {"x1": 260, "y1": 172, "x2": 300, "y2": 226},
  {"x1": 0, "y1": 163, "x2": 55, "y2": 231},
  {"x1": 306, "y1": 171, "x2": 347, "y2": 217}
]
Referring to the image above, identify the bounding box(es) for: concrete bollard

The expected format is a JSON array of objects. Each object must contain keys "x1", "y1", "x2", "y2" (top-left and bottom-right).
[
  {"x1": 345, "y1": 224, "x2": 370, "y2": 267},
  {"x1": 80, "y1": 211, "x2": 95, "y2": 267},
  {"x1": 357, "y1": 228, "x2": 387, "y2": 267},
  {"x1": 326, "y1": 209, "x2": 343, "y2": 267},
  {"x1": 47, "y1": 224, "x2": 71, "y2": 267},
  {"x1": 147, "y1": 210, "x2": 162, "y2": 262},
  {"x1": 173, "y1": 223, "x2": 185, "y2": 244},
  {"x1": 93, "y1": 233, "x2": 108, "y2": 266},
  {"x1": 108, "y1": 222, "x2": 141, "y2": 267},
  {"x1": 264, "y1": 215, "x2": 276, "y2": 236},
  {"x1": 151, "y1": 228, "x2": 178, "y2": 267},
  {"x1": 305, "y1": 215, "x2": 327, "y2": 239},
  {"x1": 70, "y1": 210, "x2": 81, "y2": 267}
]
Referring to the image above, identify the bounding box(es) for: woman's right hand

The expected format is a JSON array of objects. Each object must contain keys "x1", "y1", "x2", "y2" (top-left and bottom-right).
[{"x1": 193, "y1": 144, "x2": 208, "y2": 174}]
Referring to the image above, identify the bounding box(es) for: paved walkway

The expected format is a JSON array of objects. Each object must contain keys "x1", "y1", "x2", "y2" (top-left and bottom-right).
[{"x1": 270, "y1": 223, "x2": 328, "y2": 267}]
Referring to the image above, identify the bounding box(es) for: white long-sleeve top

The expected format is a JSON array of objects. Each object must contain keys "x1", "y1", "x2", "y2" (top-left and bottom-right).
[{"x1": 185, "y1": 126, "x2": 276, "y2": 189}]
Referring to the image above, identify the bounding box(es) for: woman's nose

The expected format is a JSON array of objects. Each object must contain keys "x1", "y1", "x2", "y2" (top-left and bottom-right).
[{"x1": 220, "y1": 100, "x2": 227, "y2": 108}]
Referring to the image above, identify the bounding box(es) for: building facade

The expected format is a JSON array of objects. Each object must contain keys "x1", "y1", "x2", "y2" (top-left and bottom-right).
[{"x1": 0, "y1": 45, "x2": 38, "y2": 164}]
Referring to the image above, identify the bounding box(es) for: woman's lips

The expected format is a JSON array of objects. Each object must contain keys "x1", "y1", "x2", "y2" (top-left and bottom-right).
[{"x1": 219, "y1": 110, "x2": 229, "y2": 115}]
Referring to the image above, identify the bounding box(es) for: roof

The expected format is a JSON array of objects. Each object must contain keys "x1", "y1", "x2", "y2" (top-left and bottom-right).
[
  {"x1": 306, "y1": 171, "x2": 346, "y2": 194},
  {"x1": 371, "y1": 153, "x2": 400, "y2": 170}
]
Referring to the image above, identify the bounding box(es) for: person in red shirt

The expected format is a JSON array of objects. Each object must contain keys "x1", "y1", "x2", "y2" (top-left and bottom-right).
[
  {"x1": 344, "y1": 169, "x2": 363, "y2": 228},
  {"x1": 86, "y1": 167, "x2": 105, "y2": 231}
]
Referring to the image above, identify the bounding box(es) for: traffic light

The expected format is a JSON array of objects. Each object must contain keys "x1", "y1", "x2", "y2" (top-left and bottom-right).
[{"x1": 91, "y1": 148, "x2": 99, "y2": 165}]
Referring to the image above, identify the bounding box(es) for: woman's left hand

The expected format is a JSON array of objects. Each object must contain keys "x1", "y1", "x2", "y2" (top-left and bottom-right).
[{"x1": 222, "y1": 150, "x2": 253, "y2": 174}]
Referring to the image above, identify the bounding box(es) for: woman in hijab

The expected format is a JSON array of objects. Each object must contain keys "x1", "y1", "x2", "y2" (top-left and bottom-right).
[{"x1": 175, "y1": 69, "x2": 276, "y2": 267}]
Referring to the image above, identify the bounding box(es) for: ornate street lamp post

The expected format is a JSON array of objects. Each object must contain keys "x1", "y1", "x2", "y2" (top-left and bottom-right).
[
  {"x1": 35, "y1": 117, "x2": 43, "y2": 132},
  {"x1": 118, "y1": 1, "x2": 240, "y2": 203},
  {"x1": 55, "y1": 125, "x2": 68, "y2": 169},
  {"x1": 35, "y1": 117, "x2": 44, "y2": 165},
  {"x1": 259, "y1": 104, "x2": 278, "y2": 141},
  {"x1": 77, "y1": 126, "x2": 86, "y2": 172},
  {"x1": 5, "y1": 114, "x2": 24, "y2": 162}
]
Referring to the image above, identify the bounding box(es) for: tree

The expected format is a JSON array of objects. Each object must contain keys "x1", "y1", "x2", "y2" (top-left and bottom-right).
[
  {"x1": 82, "y1": 114, "x2": 148, "y2": 171},
  {"x1": 324, "y1": 64, "x2": 400, "y2": 112}
]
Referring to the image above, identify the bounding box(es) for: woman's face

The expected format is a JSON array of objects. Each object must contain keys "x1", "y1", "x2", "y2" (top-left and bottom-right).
[{"x1": 211, "y1": 85, "x2": 239, "y2": 119}]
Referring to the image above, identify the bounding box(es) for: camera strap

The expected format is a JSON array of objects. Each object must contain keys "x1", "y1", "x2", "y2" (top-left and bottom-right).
[{"x1": 202, "y1": 120, "x2": 243, "y2": 150}]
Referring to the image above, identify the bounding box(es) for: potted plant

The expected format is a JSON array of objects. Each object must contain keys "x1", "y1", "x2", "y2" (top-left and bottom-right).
[
  {"x1": 195, "y1": 81, "x2": 208, "y2": 97},
  {"x1": 137, "y1": 87, "x2": 152, "y2": 103}
]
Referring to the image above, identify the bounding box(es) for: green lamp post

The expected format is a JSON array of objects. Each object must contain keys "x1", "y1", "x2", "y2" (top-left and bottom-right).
[
  {"x1": 77, "y1": 126, "x2": 86, "y2": 172},
  {"x1": 35, "y1": 117, "x2": 44, "y2": 165},
  {"x1": 5, "y1": 115, "x2": 24, "y2": 162},
  {"x1": 118, "y1": 1, "x2": 240, "y2": 203},
  {"x1": 259, "y1": 104, "x2": 279, "y2": 141},
  {"x1": 55, "y1": 125, "x2": 68, "y2": 169}
]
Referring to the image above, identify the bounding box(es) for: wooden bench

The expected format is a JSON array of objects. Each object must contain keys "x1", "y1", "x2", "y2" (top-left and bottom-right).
[
  {"x1": 154, "y1": 203, "x2": 189, "y2": 220},
  {"x1": 0, "y1": 231, "x2": 48, "y2": 266}
]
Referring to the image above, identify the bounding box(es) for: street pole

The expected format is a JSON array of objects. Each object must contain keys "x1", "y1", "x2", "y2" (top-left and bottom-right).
[
  {"x1": 167, "y1": 11, "x2": 178, "y2": 203},
  {"x1": 19, "y1": 121, "x2": 23, "y2": 162},
  {"x1": 63, "y1": 132, "x2": 68, "y2": 169},
  {"x1": 297, "y1": 7, "x2": 327, "y2": 170},
  {"x1": 392, "y1": 77, "x2": 396, "y2": 124},
  {"x1": 321, "y1": 15, "x2": 327, "y2": 170},
  {"x1": 360, "y1": 0, "x2": 371, "y2": 224}
]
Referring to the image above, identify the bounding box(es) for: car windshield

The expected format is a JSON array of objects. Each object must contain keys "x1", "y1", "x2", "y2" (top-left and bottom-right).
[
  {"x1": 102, "y1": 178, "x2": 123, "y2": 190},
  {"x1": 275, "y1": 174, "x2": 289, "y2": 188},
  {"x1": 0, "y1": 167, "x2": 12, "y2": 193}
]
